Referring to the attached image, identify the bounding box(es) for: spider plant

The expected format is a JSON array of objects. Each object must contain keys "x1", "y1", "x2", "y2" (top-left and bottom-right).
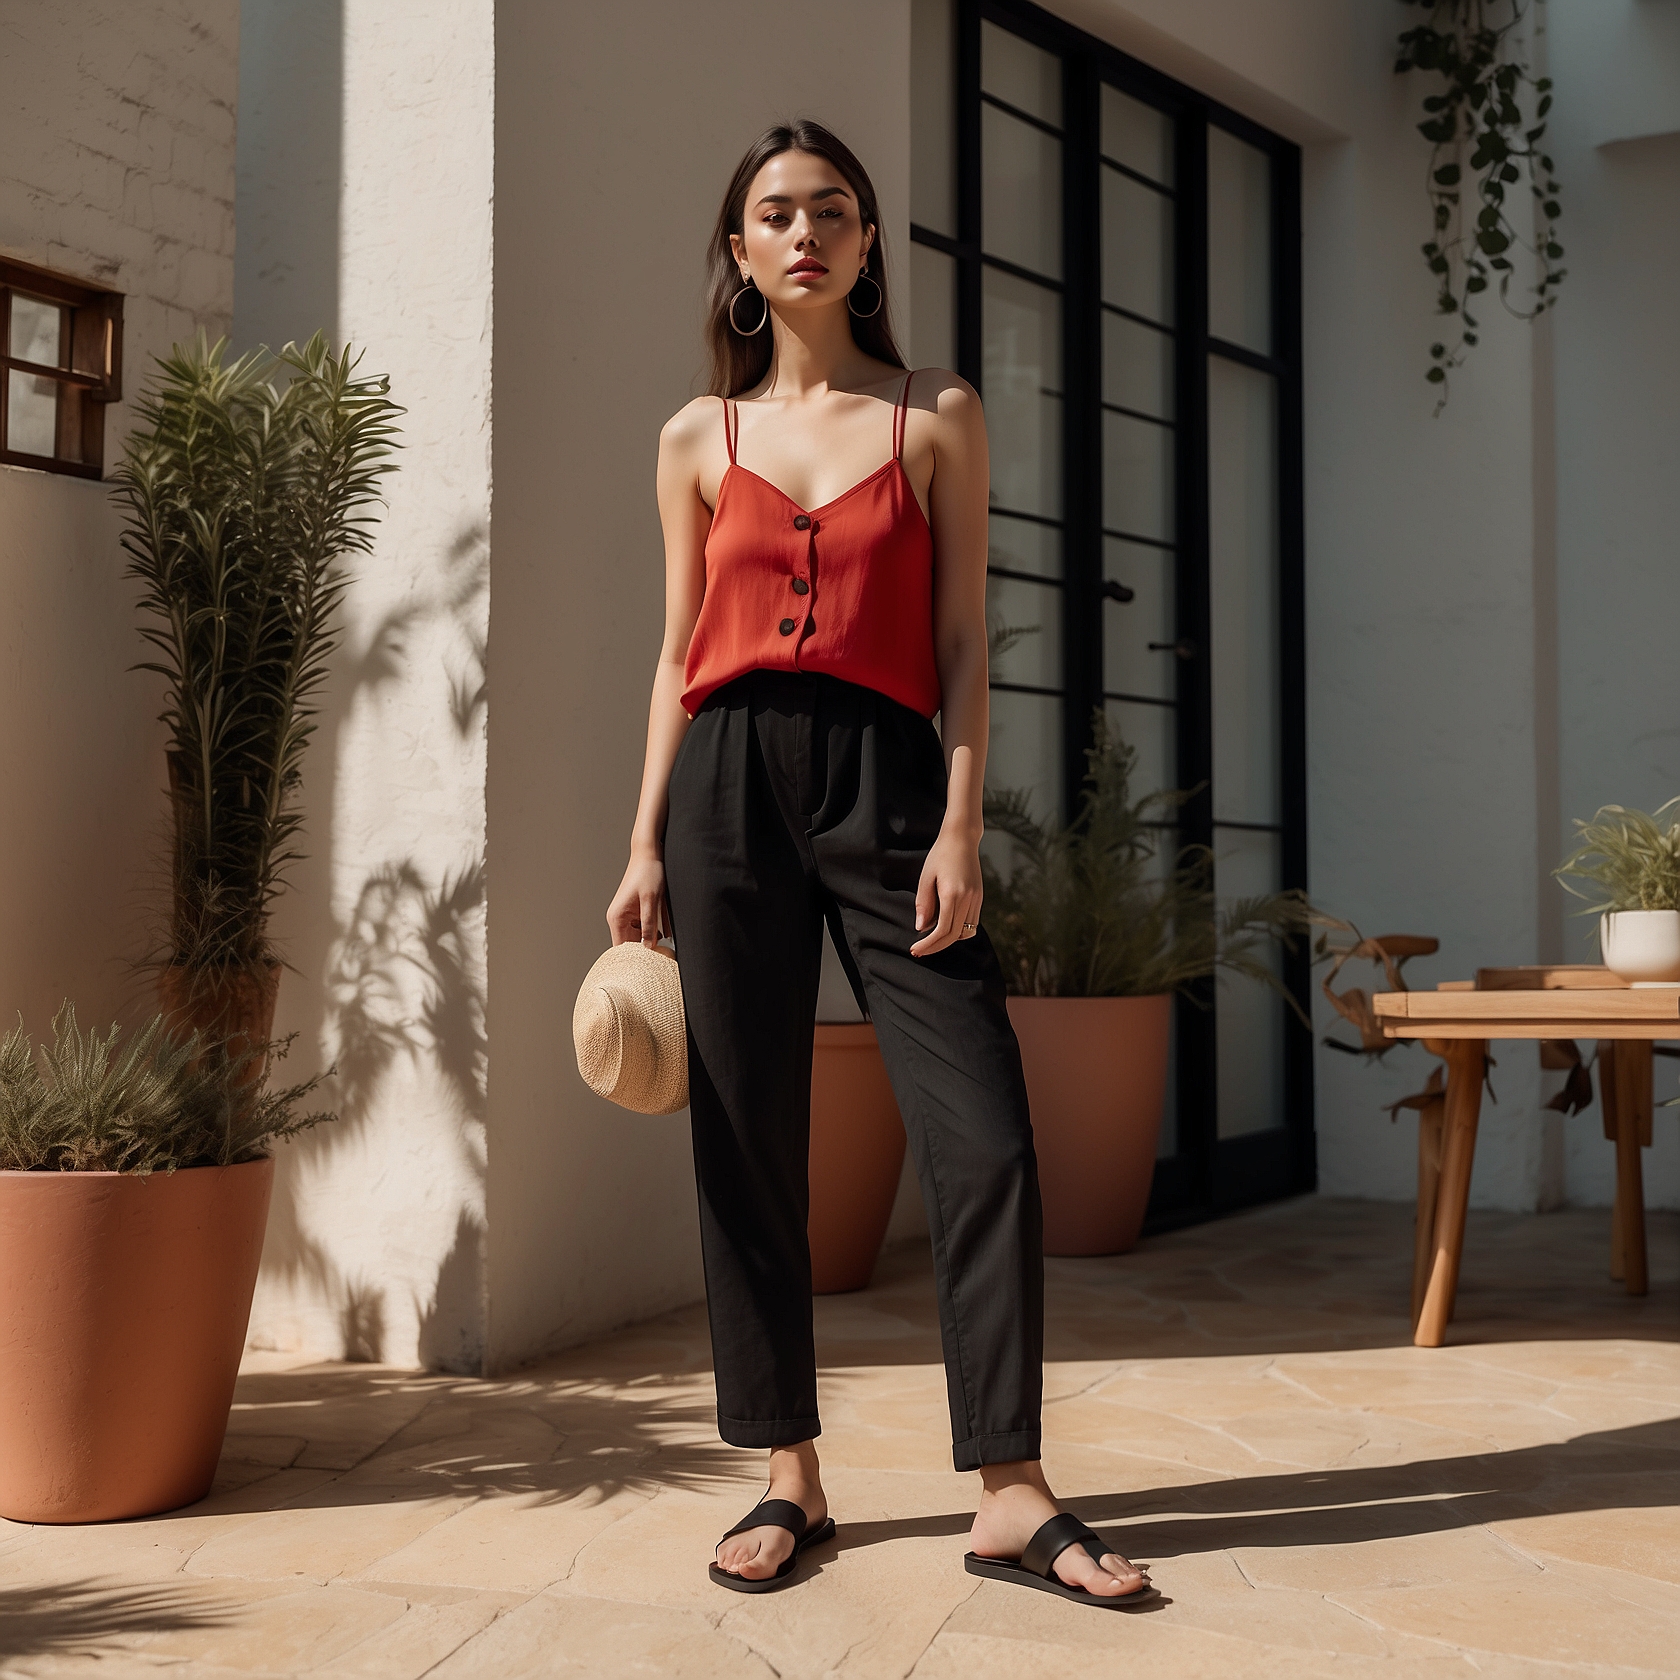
[
  {"x1": 111, "y1": 334, "x2": 401, "y2": 995},
  {"x1": 1554, "y1": 799, "x2": 1680, "y2": 914},
  {"x1": 981, "y1": 714, "x2": 1329, "y2": 1007},
  {"x1": 0, "y1": 1005, "x2": 333, "y2": 1175}
]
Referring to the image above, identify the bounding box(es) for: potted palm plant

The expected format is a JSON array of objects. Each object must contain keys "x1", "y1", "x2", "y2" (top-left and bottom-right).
[
  {"x1": 983, "y1": 717, "x2": 1324, "y2": 1255},
  {"x1": 1555, "y1": 800, "x2": 1680, "y2": 982},
  {"x1": 0, "y1": 1006, "x2": 330, "y2": 1522},
  {"x1": 113, "y1": 333, "x2": 401, "y2": 1058}
]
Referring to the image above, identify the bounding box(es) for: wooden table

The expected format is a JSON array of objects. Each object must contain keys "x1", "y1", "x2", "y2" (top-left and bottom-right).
[{"x1": 1373, "y1": 977, "x2": 1670, "y2": 1347}]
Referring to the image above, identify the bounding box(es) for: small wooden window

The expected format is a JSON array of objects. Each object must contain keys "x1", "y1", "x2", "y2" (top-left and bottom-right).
[{"x1": 1, "y1": 256, "x2": 124, "y2": 479}]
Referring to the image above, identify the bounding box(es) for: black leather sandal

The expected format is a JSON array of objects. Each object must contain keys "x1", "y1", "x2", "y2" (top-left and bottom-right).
[
  {"x1": 708, "y1": 1497, "x2": 836, "y2": 1593},
  {"x1": 964, "y1": 1512, "x2": 1159, "y2": 1610}
]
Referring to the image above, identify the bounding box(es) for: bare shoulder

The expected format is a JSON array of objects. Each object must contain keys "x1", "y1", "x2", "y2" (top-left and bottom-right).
[{"x1": 659, "y1": 393, "x2": 723, "y2": 461}]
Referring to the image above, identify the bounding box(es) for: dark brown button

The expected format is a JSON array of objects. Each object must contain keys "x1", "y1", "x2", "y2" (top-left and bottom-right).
[
  {"x1": 779, "y1": 617, "x2": 796, "y2": 635},
  {"x1": 791, "y1": 577, "x2": 809, "y2": 595},
  {"x1": 792, "y1": 514, "x2": 810, "y2": 531}
]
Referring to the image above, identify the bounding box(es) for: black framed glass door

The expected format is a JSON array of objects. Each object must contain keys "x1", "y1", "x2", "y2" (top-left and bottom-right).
[{"x1": 910, "y1": 0, "x2": 1311, "y2": 1227}]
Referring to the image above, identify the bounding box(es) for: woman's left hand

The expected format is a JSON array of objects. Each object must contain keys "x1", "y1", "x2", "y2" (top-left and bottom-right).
[{"x1": 911, "y1": 826, "x2": 984, "y2": 957}]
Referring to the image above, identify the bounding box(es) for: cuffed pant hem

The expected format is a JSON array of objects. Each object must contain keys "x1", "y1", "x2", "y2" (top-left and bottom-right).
[
  {"x1": 952, "y1": 1427, "x2": 1042, "y2": 1472},
  {"x1": 718, "y1": 1413, "x2": 823, "y2": 1450}
]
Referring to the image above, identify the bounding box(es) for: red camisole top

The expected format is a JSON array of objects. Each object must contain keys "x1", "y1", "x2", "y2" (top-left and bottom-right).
[{"x1": 680, "y1": 371, "x2": 941, "y2": 719}]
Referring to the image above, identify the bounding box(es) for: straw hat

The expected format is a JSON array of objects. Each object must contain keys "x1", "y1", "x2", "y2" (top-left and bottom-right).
[{"x1": 573, "y1": 942, "x2": 688, "y2": 1114}]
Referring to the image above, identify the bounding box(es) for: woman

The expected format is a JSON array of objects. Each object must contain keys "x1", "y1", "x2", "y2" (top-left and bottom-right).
[{"x1": 607, "y1": 120, "x2": 1152, "y2": 1610}]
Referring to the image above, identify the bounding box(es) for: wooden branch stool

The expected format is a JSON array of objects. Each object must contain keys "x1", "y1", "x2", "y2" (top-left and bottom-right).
[{"x1": 1374, "y1": 967, "x2": 1670, "y2": 1347}]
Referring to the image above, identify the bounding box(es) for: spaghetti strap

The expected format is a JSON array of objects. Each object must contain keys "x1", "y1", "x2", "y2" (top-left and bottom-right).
[
  {"x1": 720, "y1": 394, "x2": 738, "y2": 466},
  {"x1": 893, "y1": 369, "x2": 915, "y2": 461}
]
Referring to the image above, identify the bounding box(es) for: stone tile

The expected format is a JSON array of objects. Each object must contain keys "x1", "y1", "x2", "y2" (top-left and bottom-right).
[
  {"x1": 1331, "y1": 1561, "x2": 1680, "y2": 1671},
  {"x1": 227, "y1": 1366, "x2": 450, "y2": 1472},
  {"x1": 1, "y1": 1200, "x2": 1674, "y2": 1680},
  {"x1": 183, "y1": 1489, "x2": 472, "y2": 1586},
  {"x1": 315, "y1": 1587, "x2": 529, "y2": 1678},
  {"x1": 351, "y1": 1487, "x2": 654, "y2": 1593},
  {"x1": 134, "y1": 1580, "x2": 411, "y2": 1673},
  {"x1": 1492, "y1": 1495, "x2": 1680, "y2": 1586},
  {"x1": 426, "y1": 1590, "x2": 777, "y2": 1678}
]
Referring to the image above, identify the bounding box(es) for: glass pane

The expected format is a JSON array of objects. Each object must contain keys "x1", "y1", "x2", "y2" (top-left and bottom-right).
[
  {"x1": 10, "y1": 293, "x2": 64, "y2": 367},
  {"x1": 910, "y1": 242, "x2": 956, "y2": 370},
  {"x1": 989, "y1": 511, "x2": 1060, "y2": 580},
  {"x1": 1103, "y1": 311, "x2": 1173, "y2": 419},
  {"x1": 1215, "y1": 826, "x2": 1286, "y2": 1137},
  {"x1": 986, "y1": 573, "x2": 1061, "y2": 690},
  {"x1": 7, "y1": 369, "x2": 58, "y2": 456},
  {"x1": 1104, "y1": 697, "x2": 1176, "y2": 806},
  {"x1": 983, "y1": 103, "x2": 1061, "y2": 278},
  {"x1": 1101, "y1": 84, "x2": 1173, "y2": 185},
  {"x1": 1208, "y1": 357, "x2": 1279, "y2": 825},
  {"x1": 1103, "y1": 538, "x2": 1174, "y2": 702},
  {"x1": 987, "y1": 687, "x2": 1061, "y2": 821},
  {"x1": 981, "y1": 19, "x2": 1060, "y2": 126},
  {"x1": 1103, "y1": 410, "x2": 1172, "y2": 541},
  {"x1": 911, "y1": 0, "x2": 956, "y2": 236},
  {"x1": 1101, "y1": 167, "x2": 1172, "y2": 325},
  {"x1": 1208, "y1": 126, "x2": 1272, "y2": 354},
  {"x1": 983, "y1": 267, "x2": 1062, "y2": 519}
]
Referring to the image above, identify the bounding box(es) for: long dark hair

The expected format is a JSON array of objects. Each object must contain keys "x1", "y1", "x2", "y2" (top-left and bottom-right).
[{"x1": 705, "y1": 121, "x2": 906, "y2": 398}]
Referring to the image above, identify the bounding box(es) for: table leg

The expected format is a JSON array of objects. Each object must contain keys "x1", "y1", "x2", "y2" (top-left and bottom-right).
[
  {"x1": 1411, "y1": 1087, "x2": 1444, "y2": 1329},
  {"x1": 1615, "y1": 1041, "x2": 1650, "y2": 1297},
  {"x1": 1601, "y1": 1041, "x2": 1625, "y2": 1281},
  {"x1": 1414, "y1": 1039, "x2": 1485, "y2": 1348}
]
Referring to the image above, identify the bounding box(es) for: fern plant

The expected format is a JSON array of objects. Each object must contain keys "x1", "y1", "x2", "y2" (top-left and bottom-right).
[
  {"x1": 982, "y1": 715, "x2": 1327, "y2": 1006},
  {"x1": 0, "y1": 1005, "x2": 333, "y2": 1175},
  {"x1": 1554, "y1": 800, "x2": 1680, "y2": 915},
  {"x1": 111, "y1": 334, "x2": 401, "y2": 977}
]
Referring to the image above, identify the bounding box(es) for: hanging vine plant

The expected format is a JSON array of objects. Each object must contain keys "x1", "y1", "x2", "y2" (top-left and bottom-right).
[{"x1": 1395, "y1": 0, "x2": 1565, "y2": 408}]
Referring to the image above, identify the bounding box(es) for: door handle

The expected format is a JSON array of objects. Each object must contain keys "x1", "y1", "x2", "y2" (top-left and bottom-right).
[
  {"x1": 1101, "y1": 580, "x2": 1135, "y2": 603},
  {"x1": 1149, "y1": 639, "x2": 1196, "y2": 661}
]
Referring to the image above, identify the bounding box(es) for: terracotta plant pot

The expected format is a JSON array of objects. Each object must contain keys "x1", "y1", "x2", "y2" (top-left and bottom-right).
[
  {"x1": 808, "y1": 1023, "x2": 906, "y2": 1293},
  {"x1": 0, "y1": 1157, "x2": 274, "y2": 1522},
  {"x1": 1008, "y1": 994, "x2": 1171, "y2": 1257}
]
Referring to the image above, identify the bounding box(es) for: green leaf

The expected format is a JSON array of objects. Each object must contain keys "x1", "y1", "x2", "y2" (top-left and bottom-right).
[
  {"x1": 1427, "y1": 367, "x2": 1447, "y2": 383},
  {"x1": 1433, "y1": 163, "x2": 1461, "y2": 186}
]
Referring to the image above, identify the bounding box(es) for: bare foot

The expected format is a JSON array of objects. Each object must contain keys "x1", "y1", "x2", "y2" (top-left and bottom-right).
[
  {"x1": 969, "y1": 1460, "x2": 1149, "y2": 1598},
  {"x1": 714, "y1": 1440, "x2": 828, "y2": 1581}
]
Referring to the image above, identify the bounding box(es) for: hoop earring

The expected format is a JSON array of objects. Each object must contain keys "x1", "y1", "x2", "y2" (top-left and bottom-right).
[
  {"x1": 848, "y1": 272, "x2": 883, "y2": 319},
  {"x1": 729, "y1": 280, "x2": 768, "y2": 336}
]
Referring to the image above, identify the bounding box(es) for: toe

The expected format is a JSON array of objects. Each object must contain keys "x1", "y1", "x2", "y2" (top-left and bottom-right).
[
  {"x1": 733, "y1": 1526, "x2": 792, "y2": 1580},
  {"x1": 1054, "y1": 1547, "x2": 1148, "y2": 1597}
]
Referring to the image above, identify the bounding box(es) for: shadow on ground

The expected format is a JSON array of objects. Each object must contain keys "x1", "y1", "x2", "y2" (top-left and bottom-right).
[{"x1": 0, "y1": 1580, "x2": 230, "y2": 1664}]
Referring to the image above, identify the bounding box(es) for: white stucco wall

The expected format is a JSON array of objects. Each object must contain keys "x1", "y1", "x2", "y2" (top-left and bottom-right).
[
  {"x1": 0, "y1": 3, "x2": 237, "y2": 1032},
  {"x1": 237, "y1": 0, "x2": 494, "y2": 1370}
]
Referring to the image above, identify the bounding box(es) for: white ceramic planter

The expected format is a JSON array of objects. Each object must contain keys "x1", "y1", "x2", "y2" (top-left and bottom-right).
[{"x1": 1600, "y1": 909, "x2": 1680, "y2": 983}]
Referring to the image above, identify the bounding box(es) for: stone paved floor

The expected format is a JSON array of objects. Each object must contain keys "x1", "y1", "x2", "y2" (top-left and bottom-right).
[{"x1": 1, "y1": 1197, "x2": 1677, "y2": 1678}]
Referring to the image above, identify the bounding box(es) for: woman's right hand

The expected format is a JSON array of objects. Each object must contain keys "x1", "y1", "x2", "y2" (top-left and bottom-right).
[{"x1": 608, "y1": 851, "x2": 670, "y2": 948}]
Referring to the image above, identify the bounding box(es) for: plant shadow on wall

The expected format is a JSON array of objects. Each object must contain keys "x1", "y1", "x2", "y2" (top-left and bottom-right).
[{"x1": 257, "y1": 521, "x2": 489, "y2": 1372}]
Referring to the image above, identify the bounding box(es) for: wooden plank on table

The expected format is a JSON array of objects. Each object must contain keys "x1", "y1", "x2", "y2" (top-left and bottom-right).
[
  {"x1": 1475, "y1": 965, "x2": 1626, "y2": 991},
  {"x1": 1375, "y1": 989, "x2": 1680, "y2": 1021},
  {"x1": 1383, "y1": 1019, "x2": 1680, "y2": 1040}
]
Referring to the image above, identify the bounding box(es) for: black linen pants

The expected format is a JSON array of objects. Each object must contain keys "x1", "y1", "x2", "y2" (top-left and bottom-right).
[{"x1": 664, "y1": 671, "x2": 1043, "y2": 1472}]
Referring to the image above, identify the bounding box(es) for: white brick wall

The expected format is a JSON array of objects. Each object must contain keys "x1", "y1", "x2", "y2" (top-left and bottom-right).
[{"x1": 0, "y1": 3, "x2": 238, "y2": 1033}]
